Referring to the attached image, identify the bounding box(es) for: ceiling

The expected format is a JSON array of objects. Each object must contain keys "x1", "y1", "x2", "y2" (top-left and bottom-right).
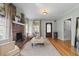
[{"x1": 13, "y1": 3, "x2": 79, "y2": 20}]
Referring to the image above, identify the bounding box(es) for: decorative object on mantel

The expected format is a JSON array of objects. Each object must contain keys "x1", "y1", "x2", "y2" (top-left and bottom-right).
[
  {"x1": 15, "y1": 16, "x2": 21, "y2": 22},
  {"x1": 13, "y1": 15, "x2": 25, "y2": 26},
  {"x1": 15, "y1": 13, "x2": 25, "y2": 24},
  {"x1": 21, "y1": 13, "x2": 25, "y2": 24},
  {"x1": 0, "y1": 3, "x2": 5, "y2": 16}
]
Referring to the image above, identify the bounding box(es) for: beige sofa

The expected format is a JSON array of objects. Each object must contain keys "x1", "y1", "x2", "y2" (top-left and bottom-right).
[
  {"x1": 31, "y1": 37, "x2": 45, "y2": 46},
  {"x1": 0, "y1": 41, "x2": 20, "y2": 56}
]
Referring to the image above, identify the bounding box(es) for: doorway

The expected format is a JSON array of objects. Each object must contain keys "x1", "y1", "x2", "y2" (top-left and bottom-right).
[
  {"x1": 46, "y1": 23, "x2": 52, "y2": 38},
  {"x1": 64, "y1": 18, "x2": 71, "y2": 46}
]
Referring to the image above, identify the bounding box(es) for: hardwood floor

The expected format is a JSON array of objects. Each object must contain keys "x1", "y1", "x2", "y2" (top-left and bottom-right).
[{"x1": 49, "y1": 38, "x2": 79, "y2": 56}]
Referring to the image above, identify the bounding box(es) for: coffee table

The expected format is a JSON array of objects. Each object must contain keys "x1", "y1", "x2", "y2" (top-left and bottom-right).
[{"x1": 32, "y1": 43, "x2": 44, "y2": 46}]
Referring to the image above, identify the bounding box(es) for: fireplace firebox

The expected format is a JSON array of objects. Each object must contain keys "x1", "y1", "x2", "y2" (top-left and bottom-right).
[{"x1": 16, "y1": 32, "x2": 23, "y2": 41}]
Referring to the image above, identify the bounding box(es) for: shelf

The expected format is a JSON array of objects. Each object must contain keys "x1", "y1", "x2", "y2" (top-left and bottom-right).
[{"x1": 13, "y1": 21, "x2": 25, "y2": 26}]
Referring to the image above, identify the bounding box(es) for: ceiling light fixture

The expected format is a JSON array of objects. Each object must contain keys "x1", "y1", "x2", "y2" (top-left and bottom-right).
[{"x1": 40, "y1": 8, "x2": 48, "y2": 15}]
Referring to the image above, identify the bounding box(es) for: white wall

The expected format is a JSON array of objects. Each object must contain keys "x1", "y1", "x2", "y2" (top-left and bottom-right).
[
  {"x1": 54, "y1": 21, "x2": 57, "y2": 32},
  {"x1": 57, "y1": 19, "x2": 64, "y2": 40},
  {"x1": 41, "y1": 20, "x2": 54, "y2": 38},
  {"x1": 57, "y1": 5, "x2": 79, "y2": 46}
]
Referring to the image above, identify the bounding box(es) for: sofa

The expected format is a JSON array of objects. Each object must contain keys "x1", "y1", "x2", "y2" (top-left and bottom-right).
[
  {"x1": 0, "y1": 41, "x2": 20, "y2": 56},
  {"x1": 31, "y1": 36, "x2": 45, "y2": 46}
]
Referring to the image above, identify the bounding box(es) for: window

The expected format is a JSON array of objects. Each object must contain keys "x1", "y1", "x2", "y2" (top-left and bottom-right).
[
  {"x1": 0, "y1": 16, "x2": 6, "y2": 41},
  {"x1": 32, "y1": 20, "x2": 40, "y2": 36},
  {"x1": 47, "y1": 24, "x2": 51, "y2": 33}
]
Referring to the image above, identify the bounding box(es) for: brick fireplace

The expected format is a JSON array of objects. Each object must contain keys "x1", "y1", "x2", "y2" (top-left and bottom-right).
[{"x1": 12, "y1": 23, "x2": 25, "y2": 41}]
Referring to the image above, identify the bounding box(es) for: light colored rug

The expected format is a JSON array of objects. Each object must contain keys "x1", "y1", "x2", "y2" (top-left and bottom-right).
[{"x1": 20, "y1": 39, "x2": 61, "y2": 56}]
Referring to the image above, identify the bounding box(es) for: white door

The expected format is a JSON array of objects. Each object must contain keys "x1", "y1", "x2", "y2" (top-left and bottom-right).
[{"x1": 64, "y1": 20, "x2": 71, "y2": 40}]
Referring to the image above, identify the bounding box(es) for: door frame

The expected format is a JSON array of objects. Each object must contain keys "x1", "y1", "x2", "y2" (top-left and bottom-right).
[
  {"x1": 75, "y1": 17, "x2": 79, "y2": 48},
  {"x1": 46, "y1": 23, "x2": 52, "y2": 38}
]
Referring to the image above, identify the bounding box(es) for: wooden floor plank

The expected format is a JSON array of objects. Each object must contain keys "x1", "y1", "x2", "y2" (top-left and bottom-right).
[{"x1": 49, "y1": 38, "x2": 78, "y2": 56}]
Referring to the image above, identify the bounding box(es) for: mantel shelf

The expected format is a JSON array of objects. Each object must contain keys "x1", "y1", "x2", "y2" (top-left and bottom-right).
[{"x1": 13, "y1": 21, "x2": 25, "y2": 26}]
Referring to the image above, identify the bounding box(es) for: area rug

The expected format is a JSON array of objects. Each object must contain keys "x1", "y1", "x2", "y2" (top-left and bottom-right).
[{"x1": 20, "y1": 39, "x2": 61, "y2": 56}]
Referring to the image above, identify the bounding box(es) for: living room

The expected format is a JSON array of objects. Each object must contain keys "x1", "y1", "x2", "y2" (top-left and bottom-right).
[{"x1": 0, "y1": 3, "x2": 79, "y2": 56}]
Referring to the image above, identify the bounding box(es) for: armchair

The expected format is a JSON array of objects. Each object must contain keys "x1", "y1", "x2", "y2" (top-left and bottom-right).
[{"x1": 0, "y1": 41, "x2": 20, "y2": 56}]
